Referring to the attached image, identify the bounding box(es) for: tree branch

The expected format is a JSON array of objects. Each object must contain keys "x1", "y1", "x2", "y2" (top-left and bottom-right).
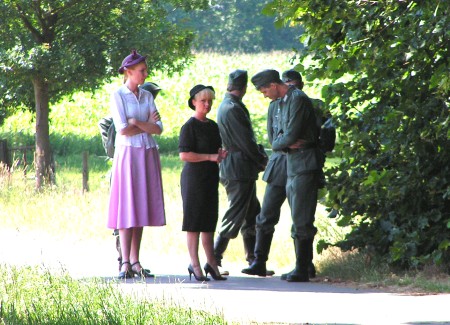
[{"x1": 15, "y1": 3, "x2": 44, "y2": 43}]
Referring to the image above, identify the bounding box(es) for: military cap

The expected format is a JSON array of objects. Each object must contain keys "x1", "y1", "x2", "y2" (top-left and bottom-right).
[
  {"x1": 282, "y1": 69, "x2": 302, "y2": 83},
  {"x1": 251, "y1": 69, "x2": 282, "y2": 89},
  {"x1": 140, "y1": 82, "x2": 161, "y2": 98},
  {"x1": 228, "y1": 69, "x2": 248, "y2": 89}
]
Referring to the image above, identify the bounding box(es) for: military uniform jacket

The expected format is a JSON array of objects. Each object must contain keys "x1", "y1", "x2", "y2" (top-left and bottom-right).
[
  {"x1": 272, "y1": 87, "x2": 322, "y2": 178},
  {"x1": 262, "y1": 99, "x2": 287, "y2": 187},
  {"x1": 217, "y1": 93, "x2": 267, "y2": 181}
]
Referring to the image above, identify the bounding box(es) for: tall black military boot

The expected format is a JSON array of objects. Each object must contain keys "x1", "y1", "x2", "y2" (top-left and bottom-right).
[
  {"x1": 286, "y1": 238, "x2": 311, "y2": 282},
  {"x1": 308, "y1": 240, "x2": 317, "y2": 278},
  {"x1": 280, "y1": 238, "x2": 296, "y2": 280},
  {"x1": 241, "y1": 232, "x2": 273, "y2": 277},
  {"x1": 243, "y1": 235, "x2": 256, "y2": 265},
  {"x1": 281, "y1": 238, "x2": 315, "y2": 280},
  {"x1": 214, "y1": 235, "x2": 230, "y2": 267}
]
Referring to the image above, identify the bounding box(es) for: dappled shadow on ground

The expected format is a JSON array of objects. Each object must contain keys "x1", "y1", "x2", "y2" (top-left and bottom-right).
[{"x1": 97, "y1": 273, "x2": 380, "y2": 294}]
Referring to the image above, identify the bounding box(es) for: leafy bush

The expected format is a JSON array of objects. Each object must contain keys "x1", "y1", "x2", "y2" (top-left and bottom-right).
[{"x1": 267, "y1": 0, "x2": 450, "y2": 269}]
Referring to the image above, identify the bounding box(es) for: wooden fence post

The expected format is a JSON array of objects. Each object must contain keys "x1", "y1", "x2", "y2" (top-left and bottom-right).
[
  {"x1": 0, "y1": 139, "x2": 10, "y2": 167},
  {"x1": 82, "y1": 151, "x2": 89, "y2": 192}
]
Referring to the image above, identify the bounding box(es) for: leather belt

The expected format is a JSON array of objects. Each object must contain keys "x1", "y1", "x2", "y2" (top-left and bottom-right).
[{"x1": 287, "y1": 143, "x2": 317, "y2": 153}]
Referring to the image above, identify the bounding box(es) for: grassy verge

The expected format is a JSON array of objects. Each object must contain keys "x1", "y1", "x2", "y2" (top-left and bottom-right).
[
  {"x1": 0, "y1": 265, "x2": 225, "y2": 324},
  {"x1": 317, "y1": 247, "x2": 450, "y2": 293}
]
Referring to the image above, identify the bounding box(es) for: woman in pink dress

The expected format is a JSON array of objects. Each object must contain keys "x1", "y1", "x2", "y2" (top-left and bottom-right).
[{"x1": 108, "y1": 50, "x2": 166, "y2": 279}]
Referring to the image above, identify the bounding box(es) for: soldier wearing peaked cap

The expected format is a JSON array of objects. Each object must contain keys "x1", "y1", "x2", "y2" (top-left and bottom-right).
[
  {"x1": 245, "y1": 69, "x2": 322, "y2": 282},
  {"x1": 214, "y1": 69, "x2": 268, "y2": 274}
]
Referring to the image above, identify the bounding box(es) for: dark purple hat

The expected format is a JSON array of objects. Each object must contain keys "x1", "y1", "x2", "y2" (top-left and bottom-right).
[
  {"x1": 118, "y1": 50, "x2": 147, "y2": 74},
  {"x1": 188, "y1": 84, "x2": 215, "y2": 110}
]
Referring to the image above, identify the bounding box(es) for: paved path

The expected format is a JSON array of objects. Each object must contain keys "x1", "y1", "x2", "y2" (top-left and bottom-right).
[
  {"x1": 111, "y1": 273, "x2": 450, "y2": 325},
  {"x1": 2, "y1": 229, "x2": 450, "y2": 324}
]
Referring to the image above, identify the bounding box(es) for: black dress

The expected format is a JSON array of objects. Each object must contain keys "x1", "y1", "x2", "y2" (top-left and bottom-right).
[{"x1": 179, "y1": 117, "x2": 222, "y2": 232}]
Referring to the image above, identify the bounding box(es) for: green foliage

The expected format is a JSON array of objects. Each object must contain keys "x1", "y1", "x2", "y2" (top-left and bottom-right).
[
  {"x1": 267, "y1": 0, "x2": 450, "y2": 268},
  {"x1": 0, "y1": 0, "x2": 205, "y2": 112},
  {"x1": 169, "y1": 0, "x2": 304, "y2": 53}
]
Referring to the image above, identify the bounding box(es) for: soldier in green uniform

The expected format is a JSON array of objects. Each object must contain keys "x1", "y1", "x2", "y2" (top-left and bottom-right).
[
  {"x1": 214, "y1": 69, "x2": 268, "y2": 272},
  {"x1": 241, "y1": 97, "x2": 283, "y2": 277},
  {"x1": 242, "y1": 70, "x2": 317, "y2": 278},
  {"x1": 283, "y1": 70, "x2": 338, "y2": 219},
  {"x1": 250, "y1": 69, "x2": 322, "y2": 282}
]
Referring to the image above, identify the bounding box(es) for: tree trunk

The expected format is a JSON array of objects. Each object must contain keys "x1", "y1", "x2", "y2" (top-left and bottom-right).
[{"x1": 33, "y1": 75, "x2": 55, "y2": 189}]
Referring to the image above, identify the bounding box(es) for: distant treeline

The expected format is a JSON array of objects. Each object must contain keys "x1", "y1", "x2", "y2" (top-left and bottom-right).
[{"x1": 168, "y1": 0, "x2": 304, "y2": 53}]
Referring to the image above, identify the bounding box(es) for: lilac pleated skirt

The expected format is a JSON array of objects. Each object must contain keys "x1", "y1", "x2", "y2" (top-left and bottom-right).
[{"x1": 108, "y1": 145, "x2": 166, "y2": 229}]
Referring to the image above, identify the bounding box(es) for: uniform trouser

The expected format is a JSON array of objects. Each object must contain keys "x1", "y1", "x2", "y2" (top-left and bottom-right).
[
  {"x1": 256, "y1": 182, "x2": 287, "y2": 235},
  {"x1": 218, "y1": 178, "x2": 260, "y2": 239},
  {"x1": 286, "y1": 172, "x2": 319, "y2": 240}
]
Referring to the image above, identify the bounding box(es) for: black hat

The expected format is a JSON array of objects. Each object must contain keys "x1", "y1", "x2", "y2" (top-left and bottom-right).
[
  {"x1": 140, "y1": 82, "x2": 161, "y2": 98},
  {"x1": 282, "y1": 69, "x2": 302, "y2": 83},
  {"x1": 188, "y1": 84, "x2": 215, "y2": 110},
  {"x1": 251, "y1": 69, "x2": 282, "y2": 89},
  {"x1": 228, "y1": 69, "x2": 248, "y2": 89},
  {"x1": 119, "y1": 50, "x2": 147, "y2": 74}
]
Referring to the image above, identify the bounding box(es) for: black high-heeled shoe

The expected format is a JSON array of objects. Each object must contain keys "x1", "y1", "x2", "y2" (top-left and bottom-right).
[
  {"x1": 204, "y1": 263, "x2": 227, "y2": 281},
  {"x1": 131, "y1": 261, "x2": 155, "y2": 278},
  {"x1": 188, "y1": 264, "x2": 210, "y2": 281},
  {"x1": 118, "y1": 261, "x2": 133, "y2": 279}
]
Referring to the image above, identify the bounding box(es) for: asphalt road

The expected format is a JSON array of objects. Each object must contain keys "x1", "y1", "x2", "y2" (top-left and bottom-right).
[
  {"x1": 113, "y1": 272, "x2": 450, "y2": 325},
  {"x1": 2, "y1": 229, "x2": 450, "y2": 325}
]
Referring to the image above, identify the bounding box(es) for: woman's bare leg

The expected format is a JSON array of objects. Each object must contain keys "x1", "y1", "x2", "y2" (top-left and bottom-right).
[
  {"x1": 130, "y1": 227, "x2": 143, "y2": 266},
  {"x1": 187, "y1": 231, "x2": 204, "y2": 277},
  {"x1": 202, "y1": 232, "x2": 220, "y2": 274},
  {"x1": 119, "y1": 228, "x2": 132, "y2": 272}
]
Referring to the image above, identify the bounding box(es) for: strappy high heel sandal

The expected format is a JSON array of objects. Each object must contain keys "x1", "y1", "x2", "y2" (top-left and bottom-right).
[
  {"x1": 131, "y1": 261, "x2": 154, "y2": 278},
  {"x1": 204, "y1": 263, "x2": 227, "y2": 281},
  {"x1": 118, "y1": 261, "x2": 132, "y2": 279},
  {"x1": 188, "y1": 264, "x2": 209, "y2": 282}
]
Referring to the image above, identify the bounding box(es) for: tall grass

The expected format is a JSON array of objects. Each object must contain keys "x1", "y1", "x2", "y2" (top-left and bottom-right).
[{"x1": 0, "y1": 265, "x2": 225, "y2": 324}]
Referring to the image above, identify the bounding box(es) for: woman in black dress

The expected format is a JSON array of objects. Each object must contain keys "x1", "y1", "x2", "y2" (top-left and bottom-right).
[{"x1": 179, "y1": 85, "x2": 228, "y2": 281}]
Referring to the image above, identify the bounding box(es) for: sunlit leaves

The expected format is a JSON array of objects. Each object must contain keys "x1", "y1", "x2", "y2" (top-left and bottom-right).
[
  {"x1": 266, "y1": 0, "x2": 450, "y2": 268},
  {"x1": 0, "y1": 0, "x2": 207, "y2": 112}
]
